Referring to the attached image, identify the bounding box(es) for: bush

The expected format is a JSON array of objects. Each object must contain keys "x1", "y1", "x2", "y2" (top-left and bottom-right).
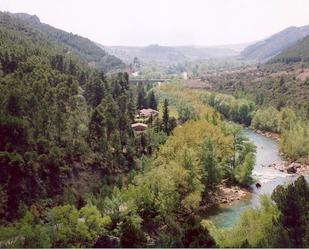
[
  {"x1": 251, "y1": 107, "x2": 280, "y2": 132},
  {"x1": 280, "y1": 121, "x2": 309, "y2": 160}
]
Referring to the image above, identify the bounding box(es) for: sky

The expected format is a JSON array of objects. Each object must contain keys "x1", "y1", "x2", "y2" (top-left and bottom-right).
[{"x1": 1, "y1": 0, "x2": 309, "y2": 47}]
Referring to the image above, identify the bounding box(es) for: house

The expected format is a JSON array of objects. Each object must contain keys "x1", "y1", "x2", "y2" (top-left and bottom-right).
[
  {"x1": 132, "y1": 71, "x2": 139, "y2": 77},
  {"x1": 139, "y1": 108, "x2": 159, "y2": 118},
  {"x1": 181, "y1": 71, "x2": 188, "y2": 80},
  {"x1": 131, "y1": 122, "x2": 148, "y2": 132}
]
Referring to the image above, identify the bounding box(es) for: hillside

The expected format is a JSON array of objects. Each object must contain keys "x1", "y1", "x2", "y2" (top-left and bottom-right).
[
  {"x1": 102, "y1": 44, "x2": 238, "y2": 65},
  {"x1": 0, "y1": 11, "x2": 137, "y2": 223},
  {"x1": 1, "y1": 11, "x2": 125, "y2": 72},
  {"x1": 270, "y1": 35, "x2": 309, "y2": 64},
  {"x1": 241, "y1": 25, "x2": 309, "y2": 61}
]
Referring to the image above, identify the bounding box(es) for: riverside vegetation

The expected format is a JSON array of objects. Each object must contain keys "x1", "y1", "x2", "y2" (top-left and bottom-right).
[{"x1": 0, "y1": 11, "x2": 308, "y2": 248}]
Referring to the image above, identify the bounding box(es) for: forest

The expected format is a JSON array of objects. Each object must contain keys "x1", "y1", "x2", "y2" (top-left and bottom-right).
[{"x1": 0, "y1": 9, "x2": 308, "y2": 249}]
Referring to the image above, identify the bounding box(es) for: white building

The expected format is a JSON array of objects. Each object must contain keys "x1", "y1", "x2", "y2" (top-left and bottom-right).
[{"x1": 181, "y1": 72, "x2": 188, "y2": 80}]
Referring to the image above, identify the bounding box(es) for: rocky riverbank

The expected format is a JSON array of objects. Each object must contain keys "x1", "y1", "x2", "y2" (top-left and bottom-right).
[
  {"x1": 214, "y1": 184, "x2": 251, "y2": 206},
  {"x1": 199, "y1": 184, "x2": 252, "y2": 211},
  {"x1": 254, "y1": 129, "x2": 280, "y2": 141},
  {"x1": 253, "y1": 129, "x2": 309, "y2": 175},
  {"x1": 273, "y1": 161, "x2": 309, "y2": 174}
]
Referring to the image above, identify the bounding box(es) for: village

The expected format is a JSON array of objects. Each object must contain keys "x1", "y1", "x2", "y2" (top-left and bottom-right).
[{"x1": 131, "y1": 108, "x2": 159, "y2": 132}]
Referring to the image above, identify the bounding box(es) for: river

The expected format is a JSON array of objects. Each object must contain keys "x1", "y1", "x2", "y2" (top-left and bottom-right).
[{"x1": 206, "y1": 129, "x2": 304, "y2": 228}]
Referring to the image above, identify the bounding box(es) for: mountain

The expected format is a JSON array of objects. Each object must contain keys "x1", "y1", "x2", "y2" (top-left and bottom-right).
[
  {"x1": 101, "y1": 44, "x2": 238, "y2": 65},
  {"x1": 270, "y1": 35, "x2": 309, "y2": 65},
  {"x1": 241, "y1": 25, "x2": 309, "y2": 62},
  {"x1": 1, "y1": 11, "x2": 125, "y2": 72},
  {"x1": 0, "y1": 10, "x2": 137, "y2": 222},
  {"x1": 212, "y1": 42, "x2": 254, "y2": 53}
]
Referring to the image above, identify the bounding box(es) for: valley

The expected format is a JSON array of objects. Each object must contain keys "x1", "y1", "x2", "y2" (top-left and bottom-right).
[{"x1": 0, "y1": 5, "x2": 308, "y2": 248}]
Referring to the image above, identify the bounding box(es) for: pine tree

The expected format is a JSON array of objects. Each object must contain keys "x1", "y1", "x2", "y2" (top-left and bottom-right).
[
  {"x1": 162, "y1": 99, "x2": 170, "y2": 134},
  {"x1": 271, "y1": 176, "x2": 309, "y2": 247},
  {"x1": 88, "y1": 108, "x2": 105, "y2": 151},
  {"x1": 136, "y1": 83, "x2": 146, "y2": 109},
  {"x1": 147, "y1": 91, "x2": 157, "y2": 110}
]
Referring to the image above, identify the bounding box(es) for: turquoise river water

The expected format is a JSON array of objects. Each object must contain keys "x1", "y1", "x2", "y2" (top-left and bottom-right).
[{"x1": 207, "y1": 129, "x2": 307, "y2": 228}]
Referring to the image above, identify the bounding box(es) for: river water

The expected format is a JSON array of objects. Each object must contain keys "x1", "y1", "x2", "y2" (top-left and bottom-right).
[{"x1": 206, "y1": 129, "x2": 302, "y2": 228}]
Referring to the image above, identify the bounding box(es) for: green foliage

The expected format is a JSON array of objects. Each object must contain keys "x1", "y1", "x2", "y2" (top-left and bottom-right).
[
  {"x1": 119, "y1": 213, "x2": 147, "y2": 247},
  {"x1": 271, "y1": 35, "x2": 309, "y2": 65},
  {"x1": 200, "y1": 138, "x2": 220, "y2": 189},
  {"x1": 278, "y1": 107, "x2": 298, "y2": 132},
  {"x1": 0, "y1": 12, "x2": 124, "y2": 72},
  {"x1": 234, "y1": 152, "x2": 255, "y2": 185},
  {"x1": 225, "y1": 124, "x2": 256, "y2": 185},
  {"x1": 205, "y1": 177, "x2": 309, "y2": 248},
  {"x1": 202, "y1": 92, "x2": 255, "y2": 126},
  {"x1": 177, "y1": 101, "x2": 197, "y2": 123},
  {"x1": 251, "y1": 107, "x2": 280, "y2": 132},
  {"x1": 0, "y1": 11, "x2": 137, "y2": 221},
  {"x1": 162, "y1": 99, "x2": 170, "y2": 134},
  {"x1": 0, "y1": 204, "x2": 111, "y2": 248},
  {"x1": 251, "y1": 106, "x2": 309, "y2": 160},
  {"x1": 147, "y1": 90, "x2": 158, "y2": 110},
  {"x1": 204, "y1": 195, "x2": 281, "y2": 247},
  {"x1": 136, "y1": 82, "x2": 146, "y2": 109},
  {"x1": 49, "y1": 204, "x2": 111, "y2": 247},
  {"x1": 272, "y1": 176, "x2": 309, "y2": 247},
  {"x1": 120, "y1": 118, "x2": 238, "y2": 226},
  {"x1": 0, "y1": 210, "x2": 51, "y2": 248},
  {"x1": 182, "y1": 216, "x2": 216, "y2": 248},
  {"x1": 280, "y1": 120, "x2": 309, "y2": 160}
]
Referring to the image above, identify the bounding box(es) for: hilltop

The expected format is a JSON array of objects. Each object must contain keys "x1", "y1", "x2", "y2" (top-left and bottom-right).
[
  {"x1": 241, "y1": 25, "x2": 309, "y2": 62},
  {"x1": 1, "y1": 11, "x2": 125, "y2": 72}
]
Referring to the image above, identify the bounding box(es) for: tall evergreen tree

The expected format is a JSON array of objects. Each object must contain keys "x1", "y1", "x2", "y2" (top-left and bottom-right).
[
  {"x1": 162, "y1": 99, "x2": 170, "y2": 134},
  {"x1": 136, "y1": 83, "x2": 146, "y2": 109},
  {"x1": 271, "y1": 176, "x2": 309, "y2": 248},
  {"x1": 147, "y1": 91, "x2": 157, "y2": 110}
]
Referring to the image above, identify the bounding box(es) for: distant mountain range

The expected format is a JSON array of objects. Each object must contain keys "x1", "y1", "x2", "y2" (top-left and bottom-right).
[
  {"x1": 2, "y1": 12, "x2": 125, "y2": 72},
  {"x1": 241, "y1": 25, "x2": 309, "y2": 62},
  {"x1": 102, "y1": 23, "x2": 309, "y2": 66},
  {"x1": 4, "y1": 11, "x2": 309, "y2": 70},
  {"x1": 100, "y1": 44, "x2": 239, "y2": 66}
]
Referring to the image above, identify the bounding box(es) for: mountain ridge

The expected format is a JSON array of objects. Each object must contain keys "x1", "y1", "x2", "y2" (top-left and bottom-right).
[
  {"x1": 270, "y1": 35, "x2": 309, "y2": 65},
  {"x1": 2, "y1": 11, "x2": 125, "y2": 72},
  {"x1": 241, "y1": 25, "x2": 309, "y2": 62},
  {"x1": 100, "y1": 43, "x2": 239, "y2": 65}
]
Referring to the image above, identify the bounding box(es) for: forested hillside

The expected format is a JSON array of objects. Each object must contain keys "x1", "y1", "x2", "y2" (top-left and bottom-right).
[
  {"x1": 206, "y1": 62, "x2": 309, "y2": 118},
  {"x1": 1, "y1": 12, "x2": 125, "y2": 72},
  {"x1": 0, "y1": 12, "x2": 138, "y2": 221},
  {"x1": 270, "y1": 35, "x2": 309, "y2": 64},
  {"x1": 241, "y1": 25, "x2": 309, "y2": 61}
]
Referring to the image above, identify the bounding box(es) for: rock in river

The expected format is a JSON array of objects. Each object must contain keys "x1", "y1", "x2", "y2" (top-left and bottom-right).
[{"x1": 287, "y1": 165, "x2": 297, "y2": 174}]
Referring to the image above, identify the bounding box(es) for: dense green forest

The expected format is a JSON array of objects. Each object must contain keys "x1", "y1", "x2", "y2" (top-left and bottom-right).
[
  {"x1": 0, "y1": 12, "x2": 141, "y2": 221},
  {"x1": 0, "y1": 10, "x2": 308, "y2": 248}
]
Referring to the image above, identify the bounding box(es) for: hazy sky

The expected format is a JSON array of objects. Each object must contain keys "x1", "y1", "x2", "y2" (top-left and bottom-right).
[{"x1": 1, "y1": 0, "x2": 309, "y2": 46}]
